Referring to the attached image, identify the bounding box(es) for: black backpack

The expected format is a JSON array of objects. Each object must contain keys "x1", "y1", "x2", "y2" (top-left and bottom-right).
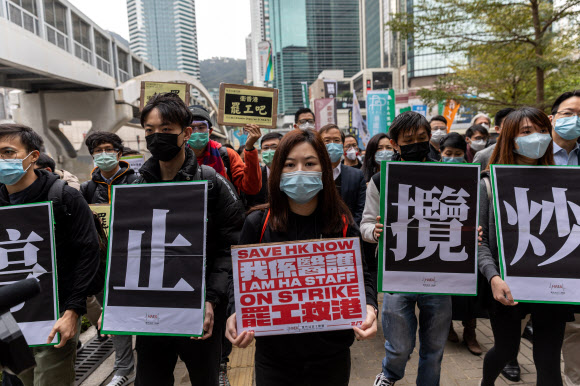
[
  {"x1": 218, "y1": 146, "x2": 233, "y2": 183},
  {"x1": 48, "y1": 179, "x2": 107, "y2": 296}
]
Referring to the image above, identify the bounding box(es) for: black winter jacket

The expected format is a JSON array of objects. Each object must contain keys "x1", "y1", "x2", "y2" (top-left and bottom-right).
[
  {"x1": 80, "y1": 161, "x2": 138, "y2": 204},
  {"x1": 134, "y1": 148, "x2": 245, "y2": 306},
  {"x1": 0, "y1": 170, "x2": 101, "y2": 315}
]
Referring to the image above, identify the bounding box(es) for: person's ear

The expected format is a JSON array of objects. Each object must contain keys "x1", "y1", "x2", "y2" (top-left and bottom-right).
[
  {"x1": 390, "y1": 138, "x2": 399, "y2": 153},
  {"x1": 184, "y1": 126, "x2": 193, "y2": 141},
  {"x1": 549, "y1": 115, "x2": 555, "y2": 127},
  {"x1": 495, "y1": 126, "x2": 501, "y2": 133}
]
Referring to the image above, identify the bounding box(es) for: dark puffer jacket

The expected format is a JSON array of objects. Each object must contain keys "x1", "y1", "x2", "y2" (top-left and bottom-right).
[
  {"x1": 134, "y1": 148, "x2": 245, "y2": 306},
  {"x1": 80, "y1": 161, "x2": 138, "y2": 204}
]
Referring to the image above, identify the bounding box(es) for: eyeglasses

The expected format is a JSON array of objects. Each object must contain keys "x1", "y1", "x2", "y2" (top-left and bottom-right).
[
  {"x1": 556, "y1": 111, "x2": 580, "y2": 118},
  {"x1": 92, "y1": 148, "x2": 118, "y2": 155},
  {"x1": 191, "y1": 121, "x2": 210, "y2": 133},
  {"x1": 298, "y1": 119, "x2": 315, "y2": 125},
  {"x1": 345, "y1": 144, "x2": 359, "y2": 150},
  {"x1": 262, "y1": 145, "x2": 278, "y2": 151}
]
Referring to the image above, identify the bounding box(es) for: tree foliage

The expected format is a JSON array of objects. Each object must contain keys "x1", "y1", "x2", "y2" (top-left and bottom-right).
[{"x1": 388, "y1": 0, "x2": 580, "y2": 114}]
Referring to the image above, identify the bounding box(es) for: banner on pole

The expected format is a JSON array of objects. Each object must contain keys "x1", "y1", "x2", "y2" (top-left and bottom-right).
[
  {"x1": 352, "y1": 91, "x2": 369, "y2": 148},
  {"x1": 102, "y1": 182, "x2": 207, "y2": 336},
  {"x1": 314, "y1": 98, "x2": 336, "y2": 131},
  {"x1": 443, "y1": 99, "x2": 461, "y2": 132},
  {"x1": 0, "y1": 203, "x2": 58, "y2": 346},
  {"x1": 366, "y1": 90, "x2": 395, "y2": 137},
  {"x1": 378, "y1": 162, "x2": 481, "y2": 295},
  {"x1": 258, "y1": 41, "x2": 274, "y2": 82},
  {"x1": 231, "y1": 238, "x2": 367, "y2": 336},
  {"x1": 300, "y1": 82, "x2": 310, "y2": 108},
  {"x1": 491, "y1": 165, "x2": 580, "y2": 304}
]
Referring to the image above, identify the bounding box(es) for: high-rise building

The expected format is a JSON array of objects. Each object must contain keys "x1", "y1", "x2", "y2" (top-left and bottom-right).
[
  {"x1": 248, "y1": 0, "x2": 271, "y2": 87},
  {"x1": 127, "y1": 0, "x2": 200, "y2": 78},
  {"x1": 257, "y1": 0, "x2": 360, "y2": 116}
]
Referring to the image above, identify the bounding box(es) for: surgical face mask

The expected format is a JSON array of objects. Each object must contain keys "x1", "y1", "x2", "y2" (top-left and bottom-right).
[
  {"x1": 514, "y1": 132, "x2": 552, "y2": 160},
  {"x1": 94, "y1": 152, "x2": 119, "y2": 172},
  {"x1": 262, "y1": 150, "x2": 275, "y2": 167},
  {"x1": 188, "y1": 132, "x2": 210, "y2": 150},
  {"x1": 442, "y1": 156, "x2": 466, "y2": 163},
  {"x1": 0, "y1": 152, "x2": 34, "y2": 186},
  {"x1": 298, "y1": 123, "x2": 315, "y2": 131},
  {"x1": 554, "y1": 116, "x2": 580, "y2": 140},
  {"x1": 399, "y1": 141, "x2": 430, "y2": 162},
  {"x1": 470, "y1": 139, "x2": 486, "y2": 152},
  {"x1": 345, "y1": 148, "x2": 358, "y2": 161},
  {"x1": 280, "y1": 171, "x2": 323, "y2": 204},
  {"x1": 375, "y1": 150, "x2": 394, "y2": 163},
  {"x1": 431, "y1": 129, "x2": 445, "y2": 144},
  {"x1": 325, "y1": 143, "x2": 343, "y2": 163},
  {"x1": 480, "y1": 123, "x2": 490, "y2": 130},
  {"x1": 146, "y1": 131, "x2": 185, "y2": 162}
]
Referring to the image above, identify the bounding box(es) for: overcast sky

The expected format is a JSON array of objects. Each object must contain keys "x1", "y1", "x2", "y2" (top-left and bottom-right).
[{"x1": 68, "y1": 0, "x2": 251, "y2": 60}]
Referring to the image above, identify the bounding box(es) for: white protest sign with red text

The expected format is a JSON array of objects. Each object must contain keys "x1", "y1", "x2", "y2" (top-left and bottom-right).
[{"x1": 232, "y1": 238, "x2": 367, "y2": 336}]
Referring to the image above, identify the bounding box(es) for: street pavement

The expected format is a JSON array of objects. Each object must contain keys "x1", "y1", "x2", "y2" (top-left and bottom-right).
[{"x1": 82, "y1": 316, "x2": 563, "y2": 386}]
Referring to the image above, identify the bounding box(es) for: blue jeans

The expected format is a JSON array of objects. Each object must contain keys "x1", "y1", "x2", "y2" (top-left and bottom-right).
[{"x1": 381, "y1": 293, "x2": 452, "y2": 385}]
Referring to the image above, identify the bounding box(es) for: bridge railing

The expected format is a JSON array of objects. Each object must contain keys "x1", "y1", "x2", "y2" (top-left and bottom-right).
[{"x1": 0, "y1": 0, "x2": 155, "y2": 88}]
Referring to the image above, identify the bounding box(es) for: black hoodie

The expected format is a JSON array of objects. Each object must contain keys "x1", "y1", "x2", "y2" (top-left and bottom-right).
[
  {"x1": 0, "y1": 170, "x2": 101, "y2": 315},
  {"x1": 134, "y1": 148, "x2": 245, "y2": 306}
]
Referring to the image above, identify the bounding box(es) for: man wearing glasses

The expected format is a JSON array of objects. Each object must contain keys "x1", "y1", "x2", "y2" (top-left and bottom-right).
[
  {"x1": 80, "y1": 132, "x2": 138, "y2": 205},
  {"x1": 294, "y1": 108, "x2": 316, "y2": 130},
  {"x1": 79, "y1": 131, "x2": 138, "y2": 386},
  {"x1": 550, "y1": 90, "x2": 580, "y2": 386},
  {"x1": 188, "y1": 106, "x2": 262, "y2": 196},
  {"x1": 343, "y1": 134, "x2": 363, "y2": 169}
]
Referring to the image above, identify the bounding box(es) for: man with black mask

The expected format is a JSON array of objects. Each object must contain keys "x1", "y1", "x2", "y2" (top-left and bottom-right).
[
  {"x1": 360, "y1": 112, "x2": 451, "y2": 386},
  {"x1": 133, "y1": 93, "x2": 245, "y2": 386}
]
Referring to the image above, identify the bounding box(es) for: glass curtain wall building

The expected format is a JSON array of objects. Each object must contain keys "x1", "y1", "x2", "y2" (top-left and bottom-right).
[
  {"x1": 127, "y1": 0, "x2": 200, "y2": 78},
  {"x1": 269, "y1": 0, "x2": 361, "y2": 115}
]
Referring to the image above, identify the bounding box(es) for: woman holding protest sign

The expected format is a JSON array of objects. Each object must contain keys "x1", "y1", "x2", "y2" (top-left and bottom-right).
[
  {"x1": 479, "y1": 107, "x2": 574, "y2": 386},
  {"x1": 439, "y1": 133, "x2": 489, "y2": 356},
  {"x1": 225, "y1": 129, "x2": 378, "y2": 386}
]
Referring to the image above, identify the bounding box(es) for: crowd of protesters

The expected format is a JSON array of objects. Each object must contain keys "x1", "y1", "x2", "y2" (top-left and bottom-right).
[{"x1": 0, "y1": 89, "x2": 579, "y2": 386}]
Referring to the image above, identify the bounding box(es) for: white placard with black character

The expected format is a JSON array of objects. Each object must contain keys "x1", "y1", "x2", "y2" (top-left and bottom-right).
[
  {"x1": 102, "y1": 182, "x2": 207, "y2": 336},
  {"x1": 492, "y1": 165, "x2": 580, "y2": 304},
  {"x1": 378, "y1": 162, "x2": 481, "y2": 295},
  {"x1": 0, "y1": 203, "x2": 58, "y2": 346}
]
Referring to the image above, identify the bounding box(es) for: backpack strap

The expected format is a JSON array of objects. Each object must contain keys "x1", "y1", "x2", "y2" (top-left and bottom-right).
[
  {"x1": 218, "y1": 146, "x2": 233, "y2": 182},
  {"x1": 482, "y1": 176, "x2": 492, "y2": 201},
  {"x1": 260, "y1": 210, "x2": 270, "y2": 243},
  {"x1": 48, "y1": 179, "x2": 68, "y2": 216},
  {"x1": 342, "y1": 214, "x2": 348, "y2": 238},
  {"x1": 82, "y1": 180, "x2": 98, "y2": 204}
]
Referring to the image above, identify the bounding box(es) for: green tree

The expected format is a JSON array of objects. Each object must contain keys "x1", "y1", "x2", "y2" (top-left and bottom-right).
[{"x1": 388, "y1": 0, "x2": 580, "y2": 114}]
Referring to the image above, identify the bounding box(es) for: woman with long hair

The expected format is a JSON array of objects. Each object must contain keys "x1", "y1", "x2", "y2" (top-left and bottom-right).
[
  {"x1": 479, "y1": 107, "x2": 573, "y2": 385},
  {"x1": 361, "y1": 133, "x2": 392, "y2": 182},
  {"x1": 225, "y1": 129, "x2": 378, "y2": 386}
]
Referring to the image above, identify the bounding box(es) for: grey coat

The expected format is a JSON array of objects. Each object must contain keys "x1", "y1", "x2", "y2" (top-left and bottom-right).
[{"x1": 478, "y1": 172, "x2": 501, "y2": 283}]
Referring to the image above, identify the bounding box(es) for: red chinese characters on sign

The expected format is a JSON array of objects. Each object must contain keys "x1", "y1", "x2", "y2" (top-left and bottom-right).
[{"x1": 232, "y1": 238, "x2": 367, "y2": 336}]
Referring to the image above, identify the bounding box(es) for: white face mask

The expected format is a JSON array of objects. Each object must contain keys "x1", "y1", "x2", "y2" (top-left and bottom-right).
[
  {"x1": 345, "y1": 148, "x2": 358, "y2": 161},
  {"x1": 470, "y1": 139, "x2": 486, "y2": 151},
  {"x1": 298, "y1": 123, "x2": 315, "y2": 131},
  {"x1": 431, "y1": 129, "x2": 445, "y2": 144}
]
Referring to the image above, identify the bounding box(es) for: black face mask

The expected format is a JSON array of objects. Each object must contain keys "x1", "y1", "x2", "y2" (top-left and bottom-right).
[
  {"x1": 146, "y1": 131, "x2": 184, "y2": 161},
  {"x1": 399, "y1": 141, "x2": 430, "y2": 162}
]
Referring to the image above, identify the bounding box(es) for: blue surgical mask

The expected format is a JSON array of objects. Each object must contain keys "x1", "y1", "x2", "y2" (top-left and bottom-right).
[
  {"x1": 0, "y1": 152, "x2": 34, "y2": 186},
  {"x1": 554, "y1": 116, "x2": 580, "y2": 140},
  {"x1": 442, "y1": 156, "x2": 466, "y2": 163},
  {"x1": 280, "y1": 171, "x2": 323, "y2": 204},
  {"x1": 375, "y1": 150, "x2": 394, "y2": 163},
  {"x1": 94, "y1": 153, "x2": 119, "y2": 172},
  {"x1": 325, "y1": 143, "x2": 343, "y2": 163},
  {"x1": 514, "y1": 133, "x2": 552, "y2": 159}
]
